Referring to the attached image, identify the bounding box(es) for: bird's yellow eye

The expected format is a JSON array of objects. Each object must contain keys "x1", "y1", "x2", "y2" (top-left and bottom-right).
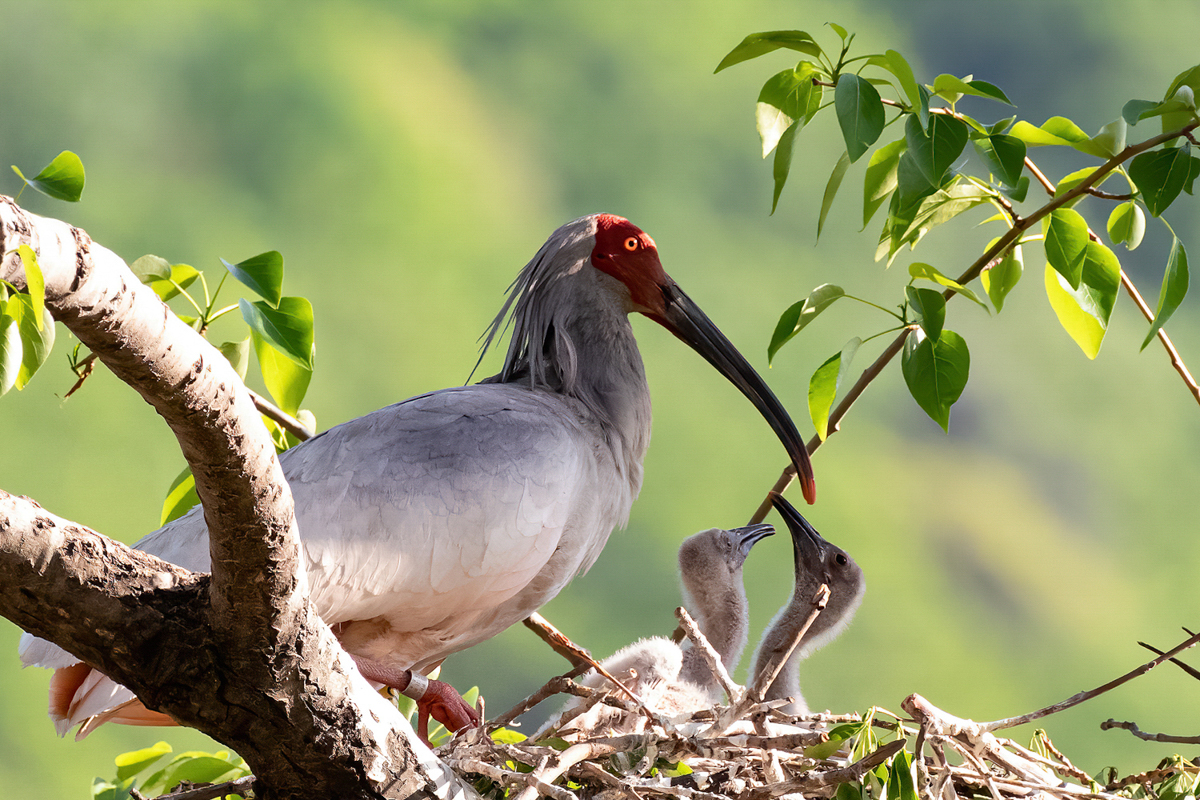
[{"x1": 624, "y1": 237, "x2": 639, "y2": 251}]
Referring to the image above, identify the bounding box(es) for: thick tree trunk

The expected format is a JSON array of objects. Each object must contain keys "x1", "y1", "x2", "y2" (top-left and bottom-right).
[{"x1": 0, "y1": 196, "x2": 476, "y2": 799}]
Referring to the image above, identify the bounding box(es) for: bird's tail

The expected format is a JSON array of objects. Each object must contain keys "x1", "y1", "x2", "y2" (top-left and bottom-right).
[{"x1": 20, "y1": 632, "x2": 175, "y2": 739}]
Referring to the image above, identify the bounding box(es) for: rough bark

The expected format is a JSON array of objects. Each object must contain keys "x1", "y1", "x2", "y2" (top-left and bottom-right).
[{"x1": 0, "y1": 196, "x2": 476, "y2": 799}]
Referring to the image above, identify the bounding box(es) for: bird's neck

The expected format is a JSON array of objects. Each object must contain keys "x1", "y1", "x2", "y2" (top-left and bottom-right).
[
  {"x1": 507, "y1": 268, "x2": 653, "y2": 481},
  {"x1": 754, "y1": 581, "x2": 863, "y2": 706}
]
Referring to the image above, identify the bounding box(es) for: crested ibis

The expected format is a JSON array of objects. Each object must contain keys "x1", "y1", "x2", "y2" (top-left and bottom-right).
[
  {"x1": 549, "y1": 522, "x2": 773, "y2": 735},
  {"x1": 751, "y1": 494, "x2": 864, "y2": 713},
  {"x1": 20, "y1": 213, "x2": 815, "y2": 742}
]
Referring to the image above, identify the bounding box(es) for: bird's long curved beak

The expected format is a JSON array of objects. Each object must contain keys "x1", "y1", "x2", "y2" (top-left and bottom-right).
[
  {"x1": 658, "y1": 283, "x2": 816, "y2": 503},
  {"x1": 770, "y1": 492, "x2": 826, "y2": 570},
  {"x1": 729, "y1": 522, "x2": 775, "y2": 559}
]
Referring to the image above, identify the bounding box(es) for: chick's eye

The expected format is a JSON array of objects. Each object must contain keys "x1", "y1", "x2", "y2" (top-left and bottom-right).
[
  {"x1": 835, "y1": 554, "x2": 847, "y2": 566},
  {"x1": 624, "y1": 236, "x2": 639, "y2": 251}
]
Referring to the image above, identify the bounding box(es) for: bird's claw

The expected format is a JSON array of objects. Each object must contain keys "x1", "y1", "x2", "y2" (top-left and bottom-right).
[{"x1": 416, "y1": 678, "x2": 480, "y2": 745}]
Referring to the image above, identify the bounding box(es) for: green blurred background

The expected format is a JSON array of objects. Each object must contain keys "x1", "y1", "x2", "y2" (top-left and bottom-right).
[{"x1": 2, "y1": 1, "x2": 1199, "y2": 795}]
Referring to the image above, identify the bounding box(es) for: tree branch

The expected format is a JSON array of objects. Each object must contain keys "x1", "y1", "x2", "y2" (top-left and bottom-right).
[{"x1": 0, "y1": 197, "x2": 474, "y2": 799}]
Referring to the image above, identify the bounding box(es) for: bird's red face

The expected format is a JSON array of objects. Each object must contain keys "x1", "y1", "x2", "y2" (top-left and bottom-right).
[{"x1": 590, "y1": 214, "x2": 670, "y2": 317}]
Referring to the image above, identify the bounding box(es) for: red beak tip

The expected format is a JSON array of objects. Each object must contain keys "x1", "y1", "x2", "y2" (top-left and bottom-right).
[{"x1": 802, "y1": 479, "x2": 817, "y2": 505}]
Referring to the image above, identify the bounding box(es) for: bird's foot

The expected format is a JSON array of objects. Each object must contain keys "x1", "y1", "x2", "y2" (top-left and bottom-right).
[{"x1": 351, "y1": 655, "x2": 480, "y2": 745}]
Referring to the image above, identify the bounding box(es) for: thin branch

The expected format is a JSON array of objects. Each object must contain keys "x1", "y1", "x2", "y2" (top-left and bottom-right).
[
  {"x1": 1137, "y1": 639, "x2": 1200, "y2": 681},
  {"x1": 1117, "y1": 271, "x2": 1200, "y2": 405},
  {"x1": 247, "y1": 387, "x2": 316, "y2": 441},
  {"x1": 1100, "y1": 719, "x2": 1200, "y2": 744},
  {"x1": 978, "y1": 628, "x2": 1200, "y2": 732},
  {"x1": 1026, "y1": 148, "x2": 1200, "y2": 407},
  {"x1": 743, "y1": 739, "x2": 905, "y2": 799},
  {"x1": 491, "y1": 671, "x2": 592, "y2": 728},
  {"x1": 749, "y1": 331, "x2": 911, "y2": 524},
  {"x1": 156, "y1": 776, "x2": 258, "y2": 800},
  {"x1": 675, "y1": 606, "x2": 742, "y2": 703},
  {"x1": 521, "y1": 613, "x2": 657, "y2": 726}
]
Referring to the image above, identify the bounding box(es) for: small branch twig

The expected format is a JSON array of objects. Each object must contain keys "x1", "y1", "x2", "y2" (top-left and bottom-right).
[
  {"x1": 675, "y1": 606, "x2": 742, "y2": 703},
  {"x1": 746, "y1": 585, "x2": 829, "y2": 704},
  {"x1": 154, "y1": 777, "x2": 257, "y2": 800},
  {"x1": 247, "y1": 388, "x2": 315, "y2": 441},
  {"x1": 492, "y1": 669, "x2": 593, "y2": 728},
  {"x1": 743, "y1": 739, "x2": 905, "y2": 800},
  {"x1": 978, "y1": 628, "x2": 1200, "y2": 732},
  {"x1": 1137, "y1": 639, "x2": 1200, "y2": 681},
  {"x1": 521, "y1": 612, "x2": 657, "y2": 726},
  {"x1": 1100, "y1": 719, "x2": 1200, "y2": 745}
]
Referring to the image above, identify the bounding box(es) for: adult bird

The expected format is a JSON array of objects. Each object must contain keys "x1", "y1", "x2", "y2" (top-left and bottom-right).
[
  {"x1": 20, "y1": 213, "x2": 816, "y2": 742},
  {"x1": 751, "y1": 493, "x2": 864, "y2": 714}
]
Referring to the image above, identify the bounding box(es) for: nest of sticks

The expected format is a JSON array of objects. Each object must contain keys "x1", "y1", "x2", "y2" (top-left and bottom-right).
[{"x1": 437, "y1": 603, "x2": 1200, "y2": 800}]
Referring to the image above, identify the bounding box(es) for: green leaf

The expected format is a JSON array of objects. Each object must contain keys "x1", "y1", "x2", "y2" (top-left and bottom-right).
[
  {"x1": 883, "y1": 50, "x2": 921, "y2": 111},
  {"x1": 115, "y1": 742, "x2": 173, "y2": 783},
  {"x1": 904, "y1": 114, "x2": 968, "y2": 192},
  {"x1": 902, "y1": 328, "x2": 970, "y2": 431},
  {"x1": 130, "y1": 254, "x2": 173, "y2": 283},
  {"x1": 12, "y1": 150, "x2": 85, "y2": 202},
  {"x1": 883, "y1": 183, "x2": 991, "y2": 265},
  {"x1": 981, "y1": 244, "x2": 1023, "y2": 313},
  {"x1": 805, "y1": 721, "x2": 865, "y2": 760},
  {"x1": 218, "y1": 338, "x2": 251, "y2": 380},
  {"x1": 973, "y1": 134, "x2": 1026, "y2": 187},
  {"x1": 835, "y1": 74, "x2": 885, "y2": 163},
  {"x1": 0, "y1": 309, "x2": 22, "y2": 396},
  {"x1": 1141, "y1": 236, "x2": 1189, "y2": 350},
  {"x1": 239, "y1": 296, "x2": 314, "y2": 370},
  {"x1": 1043, "y1": 242, "x2": 1121, "y2": 360},
  {"x1": 1129, "y1": 146, "x2": 1199, "y2": 217},
  {"x1": 771, "y1": 121, "x2": 799, "y2": 214},
  {"x1": 863, "y1": 139, "x2": 905, "y2": 228},
  {"x1": 1043, "y1": 208, "x2": 1090, "y2": 288},
  {"x1": 6, "y1": 294, "x2": 55, "y2": 389},
  {"x1": 157, "y1": 265, "x2": 200, "y2": 303},
  {"x1": 252, "y1": 329, "x2": 312, "y2": 416},
  {"x1": 906, "y1": 286, "x2": 945, "y2": 341},
  {"x1": 1161, "y1": 64, "x2": 1200, "y2": 134},
  {"x1": 756, "y1": 64, "x2": 822, "y2": 157},
  {"x1": 818, "y1": 152, "x2": 852, "y2": 239},
  {"x1": 1107, "y1": 201, "x2": 1146, "y2": 250},
  {"x1": 809, "y1": 338, "x2": 861, "y2": 441},
  {"x1": 1010, "y1": 116, "x2": 1088, "y2": 146},
  {"x1": 161, "y1": 467, "x2": 199, "y2": 526},
  {"x1": 1009, "y1": 116, "x2": 1123, "y2": 158},
  {"x1": 887, "y1": 750, "x2": 919, "y2": 800},
  {"x1": 224, "y1": 251, "x2": 284, "y2": 307},
  {"x1": 715, "y1": 30, "x2": 821, "y2": 72},
  {"x1": 768, "y1": 284, "x2": 846, "y2": 363},
  {"x1": 16, "y1": 245, "x2": 45, "y2": 330},
  {"x1": 908, "y1": 262, "x2": 988, "y2": 309},
  {"x1": 932, "y1": 75, "x2": 1013, "y2": 105},
  {"x1": 1124, "y1": 98, "x2": 1167, "y2": 126},
  {"x1": 156, "y1": 755, "x2": 245, "y2": 790},
  {"x1": 1090, "y1": 118, "x2": 1127, "y2": 157},
  {"x1": 491, "y1": 728, "x2": 528, "y2": 745}
]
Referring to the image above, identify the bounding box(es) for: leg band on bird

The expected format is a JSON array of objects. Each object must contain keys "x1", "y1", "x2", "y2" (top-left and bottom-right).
[{"x1": 401, "y1": 671, "x2": 429, "y2": 701}]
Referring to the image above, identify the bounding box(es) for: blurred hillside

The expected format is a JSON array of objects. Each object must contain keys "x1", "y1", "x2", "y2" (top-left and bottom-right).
[{"x1": 1, "y1": 1, "x2": 1198, "y2": 797}]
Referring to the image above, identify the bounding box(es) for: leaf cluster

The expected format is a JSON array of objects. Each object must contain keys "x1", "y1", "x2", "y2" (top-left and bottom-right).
[
  {"x1": 718, "y1": 26, "x2": 1200, "y2": 432},
  {"x1": 92, "y1": 741, "x2": 249, "y2": 800},
  {"x1": 4, "y1": 153, "x2": 319, "y2": 524}
]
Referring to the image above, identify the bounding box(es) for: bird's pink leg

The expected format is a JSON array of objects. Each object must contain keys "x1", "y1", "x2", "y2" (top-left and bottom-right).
[{"x1": 350, "y1": 655, "x2": 480, "y2": 744}]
